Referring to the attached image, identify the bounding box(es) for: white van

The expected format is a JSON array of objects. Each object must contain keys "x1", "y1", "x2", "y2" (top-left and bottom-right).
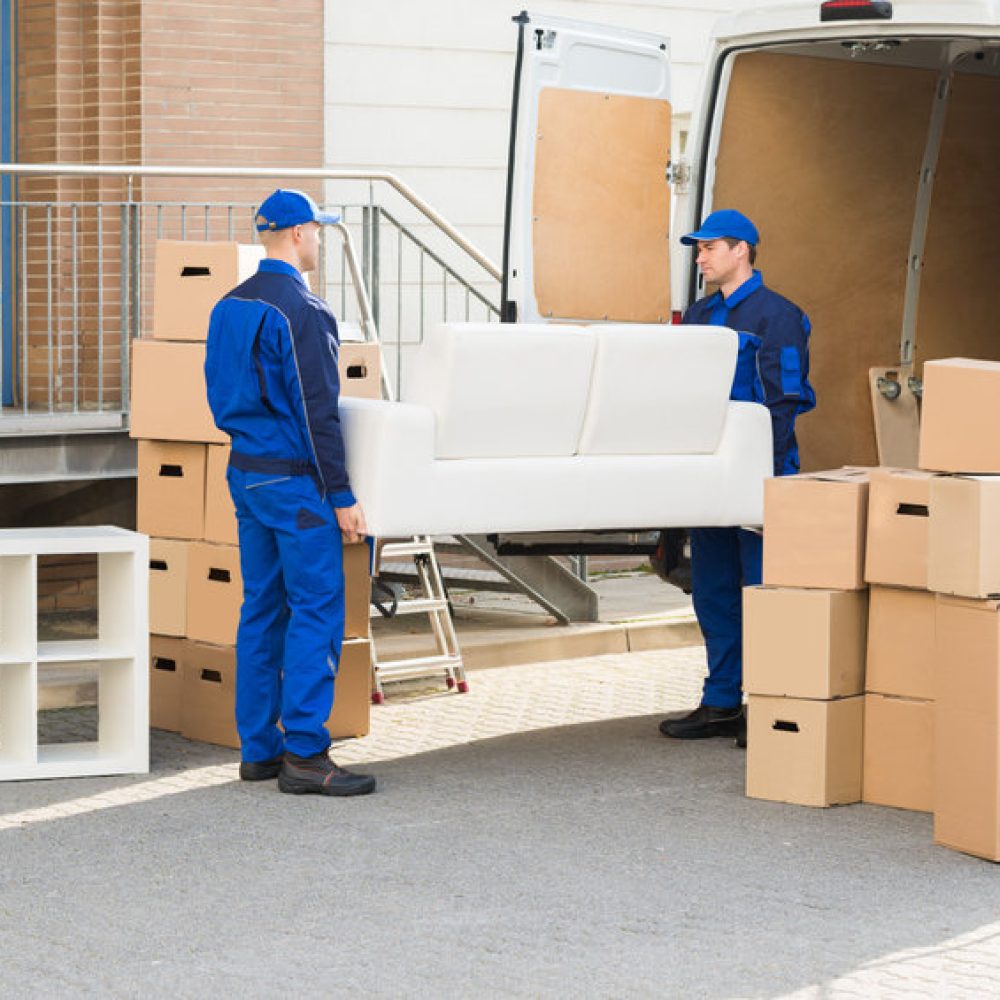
[{"x1": 502, "y1": 1, "x2": 1000, "y2": 473}]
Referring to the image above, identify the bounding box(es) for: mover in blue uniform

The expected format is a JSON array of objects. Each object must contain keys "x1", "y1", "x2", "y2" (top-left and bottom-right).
[
  {"x1": 659, "y1": 209, "x2": 815, "y2": 743},
  {"x1": 205, "y1": 188, "x2": 376, "y2": 796}
]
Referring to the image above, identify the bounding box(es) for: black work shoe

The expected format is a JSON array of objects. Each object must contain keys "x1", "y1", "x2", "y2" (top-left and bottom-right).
[
  {"x1": 239, "y1": 755, "x2": 284, "y2": 781},
  {"x1": 659, "y1": 704, "x2": 743, "y2": 740},
  {"x1": 278, "y1": 750, "x2": 377, "y2": 797},
  {"x1": 734, "y1": 710, "x2": 747, "y2": 749}
]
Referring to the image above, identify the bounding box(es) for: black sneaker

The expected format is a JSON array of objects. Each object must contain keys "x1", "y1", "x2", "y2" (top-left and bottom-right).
[
  {"x1": 239, "y1": 755, "x2": 284, "y2": 781},
  {"x1": 278, "y1": 750, "x2": 377, "y2": 797},
  {"x1": 659, "y1": 704, "x2": 743, "y2": 740}
]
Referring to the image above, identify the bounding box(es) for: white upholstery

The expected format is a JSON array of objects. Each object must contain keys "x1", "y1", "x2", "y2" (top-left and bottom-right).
[
  {"x1": 577, "y1": 325, "x2": 736, "y2": 455},
  {"x1": 341, "y1": 321, "x2": 773, "y2": 537},
  {"x1": 404, "y1": 322, "x2": 595, "y2": 458}
]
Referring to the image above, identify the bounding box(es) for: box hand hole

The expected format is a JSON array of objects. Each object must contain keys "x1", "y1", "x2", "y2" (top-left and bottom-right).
[
  {"x1": 149, "y1": 559, "x2": 168, "y2": 571},
  {"x1": 153, "y1": 657, "x2": 177, "y2": 673},
  {"x1": 896, "y1": 503, "x2": 929, "y2": 517},
  {"x1": 200, "y1": 669, "x2": 223, "y2": 684},
  {"x1": 180, "y1": 266, "x2": 212, "y2": 277},
  {"x1": 208, "y1": 568, "x2": 231, "y2": 583},
  {"x1": 159, "y1": 464, "x2": 184, "y2": 478},
  {"x1": 772, "y1": 720, "x2": 800, "y2": 733}
]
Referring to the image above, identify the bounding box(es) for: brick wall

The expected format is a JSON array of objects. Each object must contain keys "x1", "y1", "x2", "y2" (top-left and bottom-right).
[{"x1": 15, "y1": 0, "x2": 325, "y2": 408}]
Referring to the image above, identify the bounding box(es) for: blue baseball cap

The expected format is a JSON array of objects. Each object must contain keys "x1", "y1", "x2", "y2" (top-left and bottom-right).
[
  {"x1": 681, "y1": 209, "x2": 759, "y2": 247},
  {"x1": 255, "y1": 189, "x2": 341, "y2": 232}
]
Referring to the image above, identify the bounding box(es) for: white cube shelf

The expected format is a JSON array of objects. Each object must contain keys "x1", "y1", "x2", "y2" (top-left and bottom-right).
[{"x1": 0, "y1": 527, "x2": 149, "y2": 781}]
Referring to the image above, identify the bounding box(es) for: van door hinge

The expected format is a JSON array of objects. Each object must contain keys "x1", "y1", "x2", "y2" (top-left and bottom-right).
[{"x1": 667, "y1": 158, "x2": 690, "y2": 192}]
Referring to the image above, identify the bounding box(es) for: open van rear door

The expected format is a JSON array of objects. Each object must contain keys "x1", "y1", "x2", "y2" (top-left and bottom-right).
[{"x1": 502, "y1": 12, "x2": 672, "y2": 325}]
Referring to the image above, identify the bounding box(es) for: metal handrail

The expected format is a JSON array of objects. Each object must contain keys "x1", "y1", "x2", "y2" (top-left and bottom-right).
[{"x1": 0, "y1": 163, "x2": 502, "y2": 281}]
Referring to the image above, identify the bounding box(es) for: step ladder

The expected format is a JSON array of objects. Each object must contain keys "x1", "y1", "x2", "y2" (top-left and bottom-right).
[{"x1": 370, "y1": 535, "x2": 468, "y2": 703}]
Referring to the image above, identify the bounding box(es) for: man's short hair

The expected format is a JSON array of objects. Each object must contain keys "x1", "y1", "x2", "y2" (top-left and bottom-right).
[{"x1": 721, "y1": 236, "x2": 757, "y2": 266}]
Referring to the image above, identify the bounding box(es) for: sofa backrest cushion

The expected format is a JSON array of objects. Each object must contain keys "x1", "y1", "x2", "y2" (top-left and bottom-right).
[
  {"x1": 577, "y1": 324, "x2": 737, "y2": 455},
  {"x1": 405, "y1": 322, "x2": 596, "y2": 458}
]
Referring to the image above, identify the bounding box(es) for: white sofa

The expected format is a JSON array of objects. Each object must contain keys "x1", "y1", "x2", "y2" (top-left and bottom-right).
[{"x1": 339, "y1": 322, "x2": 772, "y2": 538}]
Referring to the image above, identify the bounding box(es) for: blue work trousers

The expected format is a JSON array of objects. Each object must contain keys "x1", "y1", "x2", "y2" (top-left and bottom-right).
[
  {"x1": 226, "y1": 467, "x2": 346, "y2": 762},
  {"x1": 690, "y1": 527, "x2": 763, "y2": 709}
]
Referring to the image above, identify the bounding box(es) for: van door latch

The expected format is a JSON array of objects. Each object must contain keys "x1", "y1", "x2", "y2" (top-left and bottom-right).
[{"x1": 667, "y1": 158, "x2": 690, "y2": 192}]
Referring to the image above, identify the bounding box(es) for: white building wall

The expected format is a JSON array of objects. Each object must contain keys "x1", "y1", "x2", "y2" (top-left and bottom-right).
[{"x1": 323, "y1": 2, "x2": 755, "y2": 373}]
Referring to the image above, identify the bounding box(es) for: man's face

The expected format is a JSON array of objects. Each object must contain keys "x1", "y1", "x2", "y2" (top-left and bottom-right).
[
  {"x1": 296, "y1": 221, "x2": 322, "y2": 273},
  {"x1": 695, "y1": 238, "x2": 744, "y2": 287}
]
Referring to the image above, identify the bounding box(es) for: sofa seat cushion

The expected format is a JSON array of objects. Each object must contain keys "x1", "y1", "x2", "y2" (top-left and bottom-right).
[
  {"x1": 341, "y1": 397, "x2": 772, "y2": 537},
  {"x1": 577, "y1": 324, "x2": 737, "y2": 455},
  {"x1": 403, "y1": 321, "x2": 595, "y2": 459}
]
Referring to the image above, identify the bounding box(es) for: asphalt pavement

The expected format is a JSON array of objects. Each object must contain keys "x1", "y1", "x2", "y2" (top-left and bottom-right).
[{"x1": 3, "y1": 647, "x2": 1000, "y2": 999}]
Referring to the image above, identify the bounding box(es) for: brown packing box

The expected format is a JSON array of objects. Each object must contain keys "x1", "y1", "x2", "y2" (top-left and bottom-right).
[
  {"x1": 186, "y1": 542, "x2": 243, "y2": 647},
  {"x1": 919, "y1": 358, "x2": 1000, "y2": 474},
  {"x1": 328, "y1": 638, "x2": 372, "y2": 739},
  {"x1": 743, "y1": 586, "x2": 867, "y2": 699},
  {"x1": 864, "y1": 468, "x2": 934, "y2": 589},
  {"x1": 933, "y1": 595, "x2": 1000, "y2": 860},
  {"x1": 149, "y1": 635, "x2": 185, "y2": 733},
  {"x1": 152, "y1": 240, "x2": 264, "y2": 341},
  {"x1": 130, "y1": 340, "x2": 227, "y2": 444},
  {"x1": 762, "y1": 468, "x2": 870, "y2": 590},
  {"x1": 866, "y1": 587, "x2": 936, "y2": 700},
  {"x1": 344, "y1": 542, "x2": 372, "y2": 639},
  {"x1": 136, "y1": 440, "x2": 207, "y2": 540},
  {"x1": 149, "y1": 538, "x2": 190, "y2": 637},
  {"x1": 181, "y1": 641, "x2": 239, "y2": 749},
  {"x1": 339, "y1": 342, "x2": 383, "y2": 400},
  {"x1": 204, "y1": 444, "x2": 238, "y2": 546},
  {"x1": 746, "y1": 695, "x2": 864, "y2": 807},
  {"x1": 179, "y1": 639, "x2": 370, "y2": 750},
  {"x1": 862, "y1": 694, "x2": 934, "y2": 812},
  {"x1": 927, "y1": 475, "x2": 1000, "y2": 599}
]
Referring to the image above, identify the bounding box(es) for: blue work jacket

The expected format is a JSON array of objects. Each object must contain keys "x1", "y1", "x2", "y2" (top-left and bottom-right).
[
  {"x1": 204, "y1": 258, "x2": 356, "y2": 506},
  {"x1": 683, "y1": 270, "x2": 816, "y2": 476}
]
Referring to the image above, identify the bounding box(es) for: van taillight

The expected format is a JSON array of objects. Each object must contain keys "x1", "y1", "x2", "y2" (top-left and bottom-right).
[{"x1": 820, "y1": 0, "x2": 892, "y2": 21}]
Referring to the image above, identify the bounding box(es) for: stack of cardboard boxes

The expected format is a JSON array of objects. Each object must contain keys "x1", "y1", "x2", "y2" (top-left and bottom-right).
[
  {"x1": 744, "y1": 468, "x2": 869, "y2": 808},
  {"x1": 741, "y1": 357, "x2": 1000, "y2": 862},
  {"x1": 131, "y1": 240, "x2": 380, "y2": 748},
  {"x1": 921, "y1": 359, "x2": 1000, "y2": 862}
]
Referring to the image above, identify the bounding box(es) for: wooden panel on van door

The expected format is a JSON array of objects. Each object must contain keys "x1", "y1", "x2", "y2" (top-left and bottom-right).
[
  {"x1": 712, "y1": 52, "x2": 937, "y2": 471},
  {"x1": 532, "y1": 88, "x2": 671, "y2": 323},
  {"x1": 915, "y1": 72, "x2": 1000, "y2": 370}
]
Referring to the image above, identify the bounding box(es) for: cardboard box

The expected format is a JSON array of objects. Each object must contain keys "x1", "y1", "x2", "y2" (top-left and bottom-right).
[
  {"x1": 186, "y1": 542, "x2": 242, "y2": 647},
  {"x1": 762, "y1": 468, "x2": 870, "y2": 590},
  {"x1": 866, "y1": 587, "x2": 936, "y2": 700},
  {"x1": 865, "y1": 468, "x2": 934, "y2": 589},
  {"x1": 152, "y1": 240, "x2": 264, "y2": 341},
  {"x1": 204, "y1": 444, "x2": 238, "y2": 546},
  {"x1": 919, "y1": 358, "x2": 1000, "y2": 474},
  {"x1": 180, "y1": 641, "x2": 239, "y2": 749},
  {"x1": 927, "y1": 475, "x2": 1000, "y2": 599},
  {"x1": 137, "y1": 440, "x2": 207, "y2": 540},
  {"x1": 746, "y1": 695, "x2": 864, "y2": 807},
  {"x1": 863, "y1": 694, "x2": 934, "y2": 812},
  {"x1": 130, "y1": 339, "x2": 228, "y2": 444},
  {"x1": 149, "y1": 635, "x2": 184, "y2": 732},
  {"x1": 339, "y1": 342, "x2": 382, "y2": 400},
  {"x1": 328, "y1": 638, "x2": 372, "y2": 738},
  {"x1": 743, "y1": 586, "x2": 867, "y2": 699},
  {"x1": 149, "y1": 539, "x2": 190, "y2": 637},
  {"x1": 933, "y1": 595, "x2": 1000, "y2": 859},
  {"x1": 344, "y1": 542, "x2": 372, "y2": 639}
]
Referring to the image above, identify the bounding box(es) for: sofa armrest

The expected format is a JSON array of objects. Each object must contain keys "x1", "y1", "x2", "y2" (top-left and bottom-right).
[
  {"x1": 715, "y1": 401, "x2": 774, "y2": 527},
  {"x1": 339, "y1": 397, "x2": 435, "y2": 535}
]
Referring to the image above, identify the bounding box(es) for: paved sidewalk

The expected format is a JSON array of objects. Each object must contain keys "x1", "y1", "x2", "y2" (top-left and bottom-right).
[{"x1": 4, "y1": 647, "x2": 1000, "y2": 999}]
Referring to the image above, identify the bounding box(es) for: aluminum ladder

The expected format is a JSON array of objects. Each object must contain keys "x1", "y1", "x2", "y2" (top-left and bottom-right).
[{"x1": 370, "y1": 535, "x2": 468, "y2": 703}]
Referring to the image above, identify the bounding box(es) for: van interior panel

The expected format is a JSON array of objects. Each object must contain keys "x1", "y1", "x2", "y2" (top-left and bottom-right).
[
  {"x1": 532, "y1": 87, "x2": 672, "y2": 323},
  {"x1": 711, "y1": 51, "x2": 937, "y2": 470},
  {"x1": 914, "y1": 70, "x2": 1000, "y2": 370}
]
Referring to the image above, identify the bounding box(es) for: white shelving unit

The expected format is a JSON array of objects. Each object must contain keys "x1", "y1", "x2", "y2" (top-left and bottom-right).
[{"x1": 0, "y1": 527, "x2": 149, "y2": 781}]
